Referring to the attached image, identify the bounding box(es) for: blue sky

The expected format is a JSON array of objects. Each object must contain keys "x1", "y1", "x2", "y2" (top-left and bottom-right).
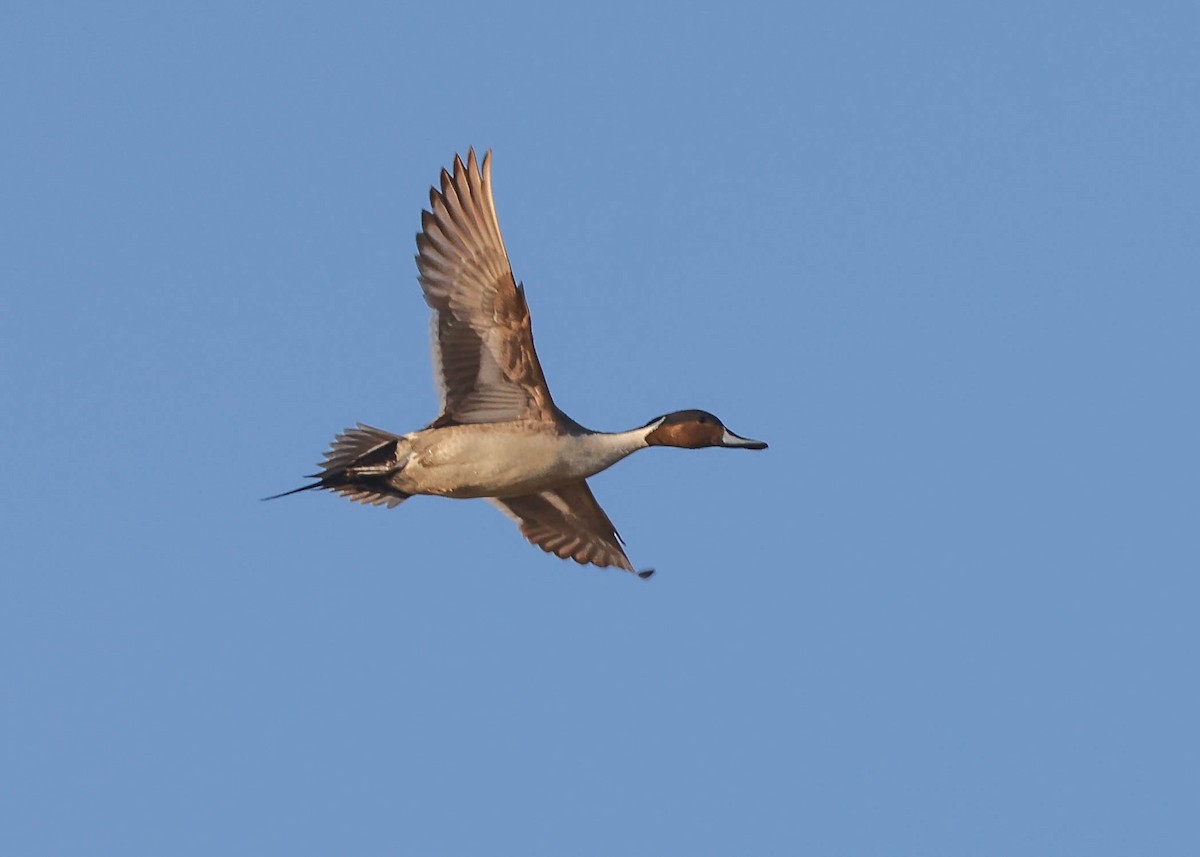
[{"x1": 2, "y1": 2, "x2": 1197, "y2": 854}]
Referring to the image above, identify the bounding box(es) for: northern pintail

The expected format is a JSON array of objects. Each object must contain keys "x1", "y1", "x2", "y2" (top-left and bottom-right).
[{"x1": 268, "y1": 149, "x2": 767, "y2": 576}]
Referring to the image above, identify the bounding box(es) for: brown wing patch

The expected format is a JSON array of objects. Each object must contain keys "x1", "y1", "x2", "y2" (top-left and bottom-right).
[
  {"x1": 487, "y1": 481, "x2": 635, "y2": 572},
  {"x1": 415, "y1": 149, "x2": 556, "y2": 426}
]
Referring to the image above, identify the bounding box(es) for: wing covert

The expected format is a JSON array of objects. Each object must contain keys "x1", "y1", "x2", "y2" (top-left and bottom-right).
[
  {"x1": 415, "y1": 149, "x2": 555, "y2": 426},
  {"x1": 487, "y1": 481, "x2": 635, "y2": 572}
]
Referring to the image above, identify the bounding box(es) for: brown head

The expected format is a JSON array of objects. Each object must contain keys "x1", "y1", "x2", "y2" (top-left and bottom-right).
[{"x1": 643, "y1": 409, "x2": 768, "y2": 450}]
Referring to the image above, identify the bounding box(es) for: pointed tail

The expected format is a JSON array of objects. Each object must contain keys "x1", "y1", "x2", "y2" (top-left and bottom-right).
[
  {"x1": 263, "y1": 424, "x2": 412, "y2": 509},
  {"x1": 261, "y1": 482, "x2": 324, "y2": 501}
]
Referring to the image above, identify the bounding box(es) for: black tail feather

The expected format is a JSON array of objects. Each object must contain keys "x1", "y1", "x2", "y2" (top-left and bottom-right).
[
  {"x1": 264, "y1": 424, "x2": 411, "y2": 508},
  {"x1": 261, "y1": 481, "x2": 325, "y2": 501}
]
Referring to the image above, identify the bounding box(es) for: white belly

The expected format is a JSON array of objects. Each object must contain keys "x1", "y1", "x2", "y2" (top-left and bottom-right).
[{"x1": 399, "y1": 426, "x2": 584, "y2": 499}]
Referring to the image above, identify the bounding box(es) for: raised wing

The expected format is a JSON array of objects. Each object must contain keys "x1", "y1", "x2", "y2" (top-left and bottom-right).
[
  {"x1": 415, "y1": 149, "x2": 556, "y2": 427},
  {"x1": 487, "y1": 481, "x2": 635, "y2": 572}
]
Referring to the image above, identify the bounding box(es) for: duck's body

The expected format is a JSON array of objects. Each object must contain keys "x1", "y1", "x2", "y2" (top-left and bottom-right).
[
  {"x1": 406, "y1": 421, "x2": 606, "y2": 499},
  {"x1": 346, "y1": 419, "x2": 651, "y2": 500},
  {"x1": 269, "y1": 149, "x2": 766, "y2": 575}
]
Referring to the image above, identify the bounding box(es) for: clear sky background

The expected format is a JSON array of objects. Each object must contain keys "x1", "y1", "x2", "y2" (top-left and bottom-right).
[{"x1": 2, "y1": 2, "x2": 1197, "y2": 855}]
